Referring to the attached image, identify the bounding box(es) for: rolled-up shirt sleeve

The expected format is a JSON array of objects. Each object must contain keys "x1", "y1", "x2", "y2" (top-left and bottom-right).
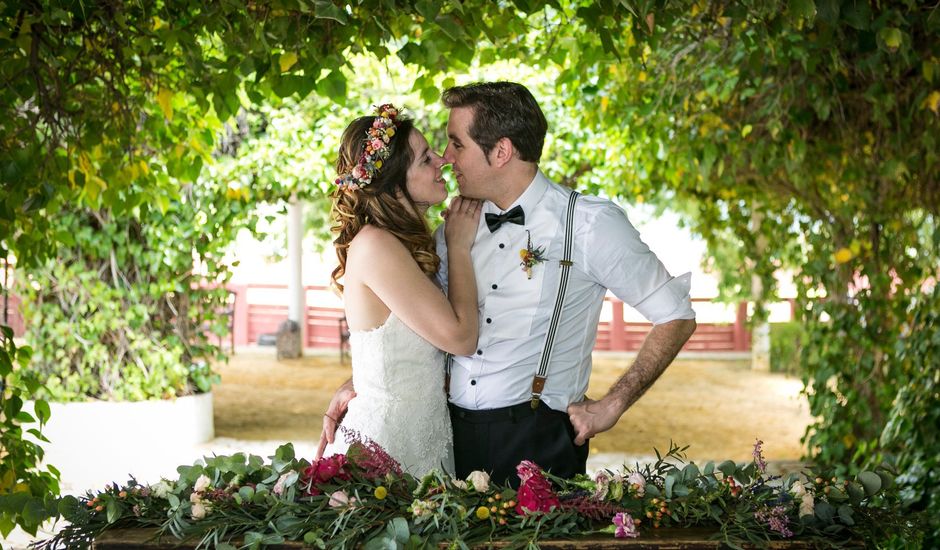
[{"x1": 584, "y1": 203, "x2": 695, "y2": 325}]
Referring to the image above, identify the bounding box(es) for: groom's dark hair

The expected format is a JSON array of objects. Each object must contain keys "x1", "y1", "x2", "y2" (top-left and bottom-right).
[{"x1": 442, "y1": 81, "x2": 547, "y2": 163}]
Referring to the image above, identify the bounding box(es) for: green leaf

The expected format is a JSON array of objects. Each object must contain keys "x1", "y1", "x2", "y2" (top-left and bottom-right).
[
  {"x1": 317, "y1": 71, "x2": 347, "y2": 100},
  {"x1": 716, "y1": 460, "x2": 736, "y2": 478},
  {"x1": 314, "y1": 1, "x2": 348, "y2": 24},
  {"x1": 387, "y1": 517, "x2": 410, "y2": 542},
  {"x1": 846, "y1": 481, "x2": 865, "y2": 503},
  {"x1": 416, "y1": 0, "x2": 442, "y2": 20},
  {"x1": 33, "y1": 400, "x2": 51, "y2": 425},
  {"x1": 877, "y1": 27, "x2": 903, "y2": 52},
  {"x1": 664, "y1": 473, "x2": 676, "y2": 498},
  {"x1": 858, "y1": 471, "x2": 882, "y2": 496},
  {"x1": 837, "y1": 504, "x2": 854, "y2": 526},
  {"x1": 106, "y1": 499, "x2": 121, "y2": 524},
  {"x1": 788, "y1": 0, "x2": 816, "y2": 22},
  {"x1": 363, "y1": 535, "x2": 397, "y2": 550},
  {"x1": 815, "y1": 500, "x2": 835, "y2": 523}
]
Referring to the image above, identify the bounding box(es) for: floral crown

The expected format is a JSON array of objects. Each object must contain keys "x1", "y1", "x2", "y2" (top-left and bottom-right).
[{"x1": 335, "y1": 103, "x2": 401, "y2": 190}]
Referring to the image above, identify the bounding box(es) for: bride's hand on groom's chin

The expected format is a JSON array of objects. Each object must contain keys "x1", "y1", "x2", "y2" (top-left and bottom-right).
[{"x1": 567, "y1": 397, "x2": 623, "y2": 446}]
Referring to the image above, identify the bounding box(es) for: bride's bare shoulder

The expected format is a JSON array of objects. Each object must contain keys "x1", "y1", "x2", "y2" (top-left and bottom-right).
[{"x1": 348, "y1": 225, "x2": 404, "y2": 258}]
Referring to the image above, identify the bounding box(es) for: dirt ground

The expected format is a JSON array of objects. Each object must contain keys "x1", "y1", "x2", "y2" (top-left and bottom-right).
[{"x1": 213, "y1": 350, "x2": 812, "y2": 463}]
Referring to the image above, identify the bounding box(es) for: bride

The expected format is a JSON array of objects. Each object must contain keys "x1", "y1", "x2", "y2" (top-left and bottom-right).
[{"x1": 316, "y1": 104, "x2": 481, "y2": 475}]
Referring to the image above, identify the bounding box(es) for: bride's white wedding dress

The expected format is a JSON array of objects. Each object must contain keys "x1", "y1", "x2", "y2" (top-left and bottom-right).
[{"x1": 323, "y1": 313, "x2": 455, "y2": 476}]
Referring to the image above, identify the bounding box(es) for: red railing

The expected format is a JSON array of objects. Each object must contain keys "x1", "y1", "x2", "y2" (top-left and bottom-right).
[
  {"x1": 5, "y1": 285, "x2": 752, "y2": 352},
  {"x1": 228, "y1": 285, "x2": 752, "y2": 353}
]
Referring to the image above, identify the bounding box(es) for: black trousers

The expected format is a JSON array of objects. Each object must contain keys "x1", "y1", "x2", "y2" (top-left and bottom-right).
[{"x1": 449, "y1": 400, "x2": 589, "y2": 487}]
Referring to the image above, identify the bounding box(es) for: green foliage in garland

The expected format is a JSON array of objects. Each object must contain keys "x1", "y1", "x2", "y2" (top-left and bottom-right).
[
  {"x1": 2, "y1": 0, "x2": 938, "y2": 541},
  {"x1": 37, "y1": 441, "x2": 921, "y2": 549}
]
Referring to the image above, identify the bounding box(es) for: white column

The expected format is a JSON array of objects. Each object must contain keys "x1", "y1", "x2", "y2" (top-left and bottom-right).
[
  {"x1": 287, "y1": 195, "x2": 305, "y2": 352},
  {"x1": 750, "y1": 210, "x2": 771, "y2": 371}
]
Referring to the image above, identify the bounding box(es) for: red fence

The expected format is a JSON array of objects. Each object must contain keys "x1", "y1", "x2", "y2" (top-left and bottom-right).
[
  {"x1": 229, "y1": 285, "x2": 751, "y2": 353},
  {"x1": 6, "y1": 285, "x2": 751, "y2": 352}
]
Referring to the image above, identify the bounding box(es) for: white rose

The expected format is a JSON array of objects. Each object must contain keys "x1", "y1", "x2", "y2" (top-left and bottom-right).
[
  {"x1": 328, "y1": 490, "x2": 350, "y2": 508},
  {"x1": 466, "y1": 471, "x2": 490, "y2": 493},
  {"x1": 191, "y1": 501, "x2": 207, "y2": 520},
  {"x1": 151, "y1": 480, "x2": 172, "y2": 499},
  {"x1": 627, "y1": 471, "x2": 646, "y2": 496},
  {"x1": 193, "y1": 474, "x2": 211, "y2": 493},
  {"x1": 451, "y1": 480, "x2": 468, "y2": 490},
  {"x1": 190, "y1": 491, "x2": 201, "y2": 504},
  {"x1": 790, "y1": 481, "x2": 806, "y2": 497},
  {"x1": 799, "y1": 493, "x2": 815, "y2": 517}
]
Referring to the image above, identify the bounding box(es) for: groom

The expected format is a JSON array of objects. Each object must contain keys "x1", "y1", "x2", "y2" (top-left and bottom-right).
[
  {"x1": 318, "y1": 82, "x2": 696, "y2": 485},
  {"x1": 435, "y1": 82, "x2": 696, "y2": 484}
]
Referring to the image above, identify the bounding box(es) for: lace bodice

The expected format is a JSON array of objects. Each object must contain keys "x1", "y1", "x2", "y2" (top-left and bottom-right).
[{"x1": 323, "y1": 313, "x2": 454, "y2": 476}]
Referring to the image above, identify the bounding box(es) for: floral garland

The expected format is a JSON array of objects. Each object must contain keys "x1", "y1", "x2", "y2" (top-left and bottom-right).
[
  {"x1": 37, "y1": 438, "x2": 923, "y2": 549},
  {"x1": 334, "y1": 103, "x2": 400, "y2": 190}
]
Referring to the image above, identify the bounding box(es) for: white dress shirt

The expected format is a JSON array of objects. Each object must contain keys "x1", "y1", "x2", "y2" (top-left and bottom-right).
[{"x1": 435, "y1": 171, "x2": 695, "y2": 412}]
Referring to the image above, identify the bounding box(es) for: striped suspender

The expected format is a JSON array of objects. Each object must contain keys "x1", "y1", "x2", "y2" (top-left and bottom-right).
[
  {"x1": 445, "y1": 191, "x2": 580, "y2": 405},
  {"x1": 530, "y1": 191, "x2": 580, "y2": 409}
]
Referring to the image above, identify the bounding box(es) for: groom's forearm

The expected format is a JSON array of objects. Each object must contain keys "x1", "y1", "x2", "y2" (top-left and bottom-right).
[{"x1": 605, "y1": 318, "x2": 696, "y2": 413}]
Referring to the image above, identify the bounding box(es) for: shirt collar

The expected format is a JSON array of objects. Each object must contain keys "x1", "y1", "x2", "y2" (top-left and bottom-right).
[{"x1": 483, "y1": 170, "x2": 549, "y2": 219}]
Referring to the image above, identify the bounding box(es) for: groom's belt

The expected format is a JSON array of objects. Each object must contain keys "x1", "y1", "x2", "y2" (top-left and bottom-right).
[{"x1": 448, "y1": 401, "x2": 564, "y2": 423}]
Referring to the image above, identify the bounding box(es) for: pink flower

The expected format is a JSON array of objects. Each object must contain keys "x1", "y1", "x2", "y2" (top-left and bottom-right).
[
  {"x1": 753, "y1": 438, "x2": 767, "y2": 473},
  {"x1": 301, "y1": 455, "x2": 351, "y2": 496},
  {"x1": 593, "y1": 471, "x2": 611, "y2": 500},
  {"x1": 328, "y1": 490, "x2": 357, "y2": 508},
  {"x1": 515, "y1": 461, "x2": 560, "y2": 515},
  {"x1": 613, "y1": 512, "x2": 639, "y2": 538},
  {"x1": 351, "y1": 165, "x2": 367, "y2": 180},
  {"x1": 371, "y1": 138, "x2": 384, "y2": 151}
]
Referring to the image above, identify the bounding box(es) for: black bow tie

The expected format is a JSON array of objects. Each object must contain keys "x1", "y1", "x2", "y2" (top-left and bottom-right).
[{"x1": 484, "y1": 205, "x2": 525, "y2": 233}]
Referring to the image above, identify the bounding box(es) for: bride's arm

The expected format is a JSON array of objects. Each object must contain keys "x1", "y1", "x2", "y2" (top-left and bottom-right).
[
  {"x1": 351, "y1": 197, "x2": 481, "y2": 355},
  {"x1": 315, "y1": 377, "x2": 355, "y2": 459}
]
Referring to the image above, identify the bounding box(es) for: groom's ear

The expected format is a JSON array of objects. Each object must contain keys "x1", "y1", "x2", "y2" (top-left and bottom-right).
[{"x1": 491, "y1": 137, "x2": 515, "y2": 168}]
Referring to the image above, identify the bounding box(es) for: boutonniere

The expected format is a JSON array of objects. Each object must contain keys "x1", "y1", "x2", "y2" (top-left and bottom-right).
[{"x1": 519, "y1": 230, "x2": 546, "y2": 280}]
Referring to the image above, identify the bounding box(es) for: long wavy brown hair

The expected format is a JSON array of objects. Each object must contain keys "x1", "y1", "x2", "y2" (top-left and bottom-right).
[{"x1": 330, "y1": 115, "x2": 440, "y2": 293}]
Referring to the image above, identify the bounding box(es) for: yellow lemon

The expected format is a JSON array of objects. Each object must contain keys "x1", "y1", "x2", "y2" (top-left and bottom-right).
[
  {"x1": 475, "y1": 506, "x2": 490, "y2": 520},
  {"x1": 374, "y1": 486, "x2": 387, "y2": 500}
]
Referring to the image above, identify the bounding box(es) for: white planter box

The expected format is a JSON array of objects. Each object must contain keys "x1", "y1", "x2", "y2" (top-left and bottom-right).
[
  {"x1": 25, "y1": 393, "x2": 215, "y2": 492},
  {"x1": 35, "y1": 393, "x2": 214, "y2": 448}
]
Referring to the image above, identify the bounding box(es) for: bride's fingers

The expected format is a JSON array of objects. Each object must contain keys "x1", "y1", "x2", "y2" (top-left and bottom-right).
[{"x1": 315, "y1": 433, "x2": 327, "y2": 459}]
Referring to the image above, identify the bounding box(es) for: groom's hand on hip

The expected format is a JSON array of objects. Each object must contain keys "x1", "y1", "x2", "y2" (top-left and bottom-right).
[{"x1": 567, "y1": 397, "x2": 624, "y2": 446}]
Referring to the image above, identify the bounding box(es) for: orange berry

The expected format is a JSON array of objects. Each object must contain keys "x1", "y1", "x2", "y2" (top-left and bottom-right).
[{"x1": 499, "y1": 518, "x2": 507, "y2": 526}]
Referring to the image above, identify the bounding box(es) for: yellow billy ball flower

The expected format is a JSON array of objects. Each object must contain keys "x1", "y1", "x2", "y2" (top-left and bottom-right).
[
  {"x1": 375, "y1": 160, "x2": 383, "y2": 169},
  {"x1": 374, "y1": 486, "x2": 388, "y2": 500},
  {"x1": 475, "y1": 506, "x2": 490, "y2": 520}
]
